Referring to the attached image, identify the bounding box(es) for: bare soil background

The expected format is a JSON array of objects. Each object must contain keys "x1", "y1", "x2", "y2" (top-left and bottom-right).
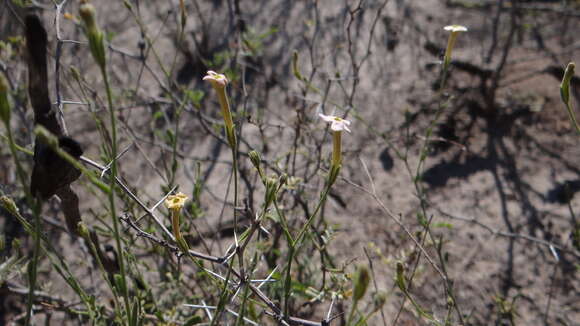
[{"x1": 1, "y1": 0, "x2": 579, "y2": 325}]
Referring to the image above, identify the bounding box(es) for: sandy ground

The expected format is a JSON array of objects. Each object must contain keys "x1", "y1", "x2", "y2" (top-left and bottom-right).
[{"x1": 1, "y1": 0, "x2": 579, "y2": 325}]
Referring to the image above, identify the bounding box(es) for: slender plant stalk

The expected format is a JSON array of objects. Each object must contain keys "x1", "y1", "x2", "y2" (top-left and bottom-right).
[
  {"x1": 396, "y1": 31, "x2": 467, "y2": 325},
  {"x1": 101, "y1": 65, "x2": 132, "y2": 321},
  {"x1": 283, "y1": 182, "x2": 333, "y2": 317},
  {"x1": 4, "y1": 109, "x2": 42, "y2": 326},
  {"x1": 346, "y1": 299, "x2": 359, "y2": 325}
]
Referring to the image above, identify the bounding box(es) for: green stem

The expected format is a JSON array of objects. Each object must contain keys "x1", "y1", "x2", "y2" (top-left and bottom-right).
[
  {"x1": 5, "y1": 128, "x2": 28, "y2": 193},
  {"x1": 564, "y1": 102, "x2": 580, "y2": 136},
  {"x1": 414, "y1": 64, "x2": 452, "y2": 185},
  {"x1": 214, "y1": 85, "x2": 238, "y2": 232},
  {"x1": 210, "y1": 260, "x2": 235, "y2": 326},
  {"x1": 294, "y1": 184, "x2": 332, "y2": 246},
  {"x1": 1, "y1": 196, "x2": 100, "y2": 323},
  {"x1": 283, "y1": 181, "x2": 334, "y2": 317},
  {"x1": 4, "y1": 120, "x2": 41, "y2": 326},
  {"x1": 283, "y1": 245, "x2": 295, "y2": 317},
  {"x1": 332, "y1": 131, "x2": 342, "y2": 167},
  {"x1": 234, "y1": 279, "x2": 252, "y2": 326},
  {"x1": 346, "y1": 298, "x2": 359, "y2": 326},
  {"x1": 170, "y1": 209, "x2": 182, "y2": 241},
  {"x1": 443, "y1": 32, "x2": 458, "y2": 70},
  {"x1": 102, "y1": 66, "x2": 131, "y2": 321},
  {"x1": 402, "y1": 40, "x2": 467, "y2": 325},
  {"x1": 168, "y1": 95, "x2": 188, "y2": 188},
  {"x1": 24, "y1": 209, "x2": 40, "y2": 326},
  {"x1": 217, "y1": 89, "x2": 234, "y2": 132},
  {"x1": 232, "y1": 145, "x2": 239, "y2": 230}
]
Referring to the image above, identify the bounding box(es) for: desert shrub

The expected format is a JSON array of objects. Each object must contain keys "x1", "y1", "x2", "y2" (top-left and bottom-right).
[{"x1": 1, "y1": 1, "x2": 579, "y2": 325}]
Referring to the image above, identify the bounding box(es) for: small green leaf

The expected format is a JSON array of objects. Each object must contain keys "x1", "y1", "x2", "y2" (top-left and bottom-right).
[
  {"x1": 433, "y1": 222, "x2": 453, "y2": 229},
  {"x1": 395, "y1": 261, "x2": 406, "y2": 291},
  {"x1": 353, "y1": 265, "x2": 370, "y2": 302}
]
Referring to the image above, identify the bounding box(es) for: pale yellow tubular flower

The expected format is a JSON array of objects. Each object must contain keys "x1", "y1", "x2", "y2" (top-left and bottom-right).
[
  {"x1": 165, "y1": 192, "x2": 189, "y2": 249},
  {"x1": 203, "y1": 70, "x2": 235, "y2": 147},
  {"x1": 165, "y1": 192, "x2": 188, "y2": 212}
]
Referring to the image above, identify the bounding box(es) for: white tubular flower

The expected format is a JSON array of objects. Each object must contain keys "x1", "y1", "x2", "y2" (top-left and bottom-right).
[
  {"x1": 444, "y1": 25, "x2": 468, "y2": 32},
  {"x1": 319, "y1": 113, "x2": 351, "y2": 133},
  {"x1": 319, "y1": 113, "x2": 351, "y2": 184},
  {"x1": 443, "y1": 25, "x2": 468, "y2": 67}
]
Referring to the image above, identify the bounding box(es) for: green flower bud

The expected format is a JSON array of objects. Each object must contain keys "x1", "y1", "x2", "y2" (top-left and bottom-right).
[
  {"x1": 248, "y1": 150, "x2": 261, "y2": 170},
  {"x1": 264, "y1": 175, "x2": 279, "y2": 208},
  {"x1": 78, "y1": 1, "x2": 97, "y2": 31},
  {"x1": 292, "y1": 50, "x2": 303, "y2": 81},
  {"x1": 249, "y1": 150, "x2": 266, "y2": 180},
  {"x1": 353, "y1": 265, "x2": 370, "y2": 302},
  {"x1": 0, "y1": 196, "x2": 19, "y2": 216},
  {"x1": 372, "y1": 291, "x2": 388, "y2": 311},
  {"x1": 78, "y1": 222, "x2": 90, "y2": 240},
  {"x1": 114, "y1": 273, "x2": 127, "y2": 294},
  {"x1": 560, "y1": 62, "x2": 575, "y2": 106},
  {"x1": 79, "y1": 1, "x2": 106, "y2": 69},
  {"x1": 0, "y1": 73, "x2": 10, "y2": 125},
  {"x1": 278, "y1": 173, "x2": 288, "y2": 186},
  {"x1": 395, "y1": 261, "x2": 406, "y2": 291}
]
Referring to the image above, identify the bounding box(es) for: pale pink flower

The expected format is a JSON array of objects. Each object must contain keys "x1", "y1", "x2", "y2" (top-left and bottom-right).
[
  {"x1": 203, "y1": 70, "x2": 228, "y2": 89},
  {"x1": 319, "y1": 113, "x2": 351, "y2": 133}
]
